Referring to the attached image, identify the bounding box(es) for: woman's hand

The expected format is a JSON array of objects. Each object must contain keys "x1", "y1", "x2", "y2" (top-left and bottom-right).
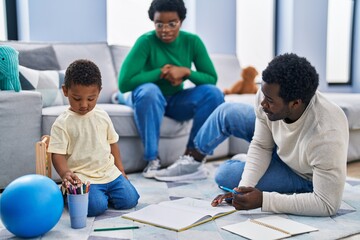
[
  {"x1": 160, "y1": 64, "x2": 172, "y2": 79},
  {"x1": 161, "y1": 64, "x2": 190, "y2": 86}
]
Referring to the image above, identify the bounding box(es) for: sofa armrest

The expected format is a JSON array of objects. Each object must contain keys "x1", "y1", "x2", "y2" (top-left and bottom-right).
[{"x1": 0, "y1": 90, "x2": 42, "y2": 189}]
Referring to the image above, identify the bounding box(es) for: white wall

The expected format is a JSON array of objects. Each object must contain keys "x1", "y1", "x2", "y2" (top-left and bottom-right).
[
  {"x1": 294, "y1": 0, "x2": 328, "y2": 91},
  {"x1": 326, "y1": 0, "x2": 354, "y2": 84},
  {"x1": 182, "y1": 0, "x2": 196, "y2": 33},
  {"x1": 12, "y1": 0, "x2": 360, "y2": 93},
  {"x1": 0, "y1": 0, "x2": 6, "y2": 40},
  {"x1": 107, "y1": 0, "x2": 236, "y2": 55},
  {"x1": 106, "y1": 0, "x2": 198, "y2": 47},
  {"x1": 107, "y1": 0, "x2": 153, "y2": 46},
  {"x1": 16, "y1": 0, "x2": 29, "y2": 41},
  {"x1": 353, "y1": 0, "x2": 360, "y2": 92},
  {"x1": 277, "y1": 0, "x2": 357, "y2": 93},
  {"x1": 276, "y1": 0, "x2": 293, "y2": 53},
  {"x1": 236, "y1": 0, "x2": 275, "y2": 76},
  {"x1": 195, "y1": 0, "x2": 236, "y2": 55},
  {"x1": 16, "y1": 0, "x2": 106, "y2": 42}
]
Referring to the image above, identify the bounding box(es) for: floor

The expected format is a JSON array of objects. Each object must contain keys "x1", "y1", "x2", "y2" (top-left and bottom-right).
[
  {"x1": 343, "y1": 161, "x2": 360, "y2": 240},
  {"x1": 1, "y1": 159, "x2": 360, "y2": 240},
  {"x1": 347, "y1": 160, "x2": 360, "y2": 179}
]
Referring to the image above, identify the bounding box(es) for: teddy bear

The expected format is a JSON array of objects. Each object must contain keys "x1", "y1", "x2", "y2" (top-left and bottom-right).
[
  {"x1": 223, "y1": 66, "x2": 258, "y2": 95},
  {"x1": 0, "y1": 45, "x2": 21, "y2": 92}
]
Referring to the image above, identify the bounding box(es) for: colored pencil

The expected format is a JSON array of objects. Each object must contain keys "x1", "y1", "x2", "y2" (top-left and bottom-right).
[
  {"x1": 220, "y1": 186, "x2": 239, "y2": 194},
  {"x1": 94, "y1": 226, "x2": 139, "y2": 232}
]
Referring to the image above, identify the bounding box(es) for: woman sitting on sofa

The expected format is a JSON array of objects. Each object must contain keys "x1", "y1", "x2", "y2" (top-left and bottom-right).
[{"x1": 118, "y1": 0, "x2": 224, "y2": 181}]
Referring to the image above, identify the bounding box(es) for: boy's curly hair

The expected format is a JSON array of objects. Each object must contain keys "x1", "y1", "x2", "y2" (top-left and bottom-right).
[
  {"x1": 262, "y1": 53, "x2": 319, "y2": 105},
  {"x1": 148, "y1": 0, "x2": 187, "y2": 22},
  {"x1": 64, "y1": 59, "x2": 102, "y2": 89}
]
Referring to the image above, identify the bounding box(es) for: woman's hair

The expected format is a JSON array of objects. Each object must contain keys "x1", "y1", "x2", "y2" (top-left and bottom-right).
[
  {"x1": 148, "y1": 0, "x2": 187, "y2": 21},
  {"x1": 64, "y1": 59, "x2": 102, "y2": 89},
  {"x1": 262, "y1": 53, "x2": 319, "y2": 105}
]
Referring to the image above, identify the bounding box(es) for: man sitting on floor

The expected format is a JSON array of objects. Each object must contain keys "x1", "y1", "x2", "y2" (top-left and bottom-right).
[{"x1": 156, "y1": 53, "x2": 349, "y2": 217}]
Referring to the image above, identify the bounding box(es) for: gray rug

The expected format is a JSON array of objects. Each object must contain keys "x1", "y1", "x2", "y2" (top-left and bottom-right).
[{"x1": 1, "y1": 161, "x2": 360, "y2": 240}]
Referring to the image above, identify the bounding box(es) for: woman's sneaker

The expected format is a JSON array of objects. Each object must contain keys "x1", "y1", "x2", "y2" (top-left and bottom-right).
[
  {"x1": 154, "y1": 155, "x2": 208, "y2": 182},
  {"x1": 142, "y1": 159, "x2": 161, "y2": 178}
]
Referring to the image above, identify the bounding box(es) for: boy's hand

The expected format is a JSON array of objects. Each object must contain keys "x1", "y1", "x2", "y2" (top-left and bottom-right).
[
  {"x1": 62, "y1": 171, "x2": 82, "y2": 188},
  {"x1": 121, "y1": 170, "x2": 128, "y2": 180}
]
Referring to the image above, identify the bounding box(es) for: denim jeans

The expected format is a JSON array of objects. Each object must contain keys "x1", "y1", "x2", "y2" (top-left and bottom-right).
[
  {"x1": 194, "y1": 102, "x2": 313, "y2": 193},
  {"x1": 127, "y1": 83, "x2": 224, "y2": 161},
  {"x1": 87, "y1": 175, "x2": 139, "y2": 217}
]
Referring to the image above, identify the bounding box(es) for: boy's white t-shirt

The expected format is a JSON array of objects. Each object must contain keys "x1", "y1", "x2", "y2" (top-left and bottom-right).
[{"x1": 48, "y1": 106, "x2": 121, "y2": 184}]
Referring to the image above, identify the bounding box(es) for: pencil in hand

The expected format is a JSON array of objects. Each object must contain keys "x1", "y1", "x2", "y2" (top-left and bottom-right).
[{"x1": 219, "y1": 186, "x2": 240, "y2": 194}]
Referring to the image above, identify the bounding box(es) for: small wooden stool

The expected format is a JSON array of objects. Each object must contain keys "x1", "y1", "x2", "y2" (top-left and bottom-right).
[{"x1": 35, "y1": 135, "x2": 52, "y2": 178}]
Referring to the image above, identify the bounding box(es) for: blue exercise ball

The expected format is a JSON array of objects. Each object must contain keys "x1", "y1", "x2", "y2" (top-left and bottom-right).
[{"x1": 0, "y1": 174, "x2": 64, "y2": 238}]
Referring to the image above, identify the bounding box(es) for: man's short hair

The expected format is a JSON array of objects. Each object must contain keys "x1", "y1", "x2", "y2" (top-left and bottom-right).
[{"x1": 262, "y1": 53, "x2": 319, "y2": 104}]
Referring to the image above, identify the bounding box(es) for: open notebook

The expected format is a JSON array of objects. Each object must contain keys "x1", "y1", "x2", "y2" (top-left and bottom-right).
[
  {"x1": 122, "y1": 197, "x2": 236, "y2": 231},
  {"x1": 222, "y1": 215, "x2": 318, "y2": 240}
]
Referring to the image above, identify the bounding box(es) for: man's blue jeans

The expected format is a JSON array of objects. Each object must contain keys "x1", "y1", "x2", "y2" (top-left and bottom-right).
[
  {"x1": 127, "y1": 83, "x2": 224, "y2": 161},
  {"x1": 194, "y1": 102, "x2": 313, "y2": 193},
  {"x1": 87, "y1": 175, "x2": 139, "y2": 217}
]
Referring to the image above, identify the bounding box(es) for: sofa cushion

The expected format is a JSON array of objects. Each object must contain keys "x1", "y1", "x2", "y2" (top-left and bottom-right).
[
  {"x1": 42, "y1": 104, "x2": 192, "y2": 138},
  {"x1": 110, "y1": 45, "x2": 131, "y2": 79},
  {"x1": 19, "y1": 66, "x2": 66, "y2": 107},
  {"x1": 18, "y1": 46, "x2": 61, "y2": 70},
  {"x1": 210, "y1": 54, "x2": 242, "y2": 91},
  {"x1": 324, "y1": 93, "x2": 360, "y2": 130},
  {"x1": 225, "y1": 93, "x2": 360, "y2": 130},
  {"x1": 224, "y1": 93, "x2": 257, "y2": 106},
  {"x1": 100, "y1": 104, "x2": 192, "y2": 138},
  {"x1": 52, "y1": 42, "x2": 117, "y2": 104}
]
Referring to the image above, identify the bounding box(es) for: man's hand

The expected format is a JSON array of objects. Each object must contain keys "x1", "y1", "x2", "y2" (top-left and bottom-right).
[
  {"x1": 211, "y1": 187, "x2": 263, "y2": 210},
  {"x1": 211, "y1": 192, "x2": 233, "y2": 207},
  {"x1": 232, "y1": 187, "x2": 263, "y2": 210}
]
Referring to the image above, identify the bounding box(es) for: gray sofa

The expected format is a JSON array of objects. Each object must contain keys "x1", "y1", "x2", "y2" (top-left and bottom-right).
[
  {"x1": 1, "y1": 41, "x2": 360, "y2": 190},
  {"x1": 0, "y1": 41, "x2": 242, "y2": 189}
]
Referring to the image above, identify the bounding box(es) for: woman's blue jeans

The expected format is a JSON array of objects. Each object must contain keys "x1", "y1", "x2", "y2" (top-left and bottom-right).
[
  {"x1": 127, "y1": 83, "x2": 224, "y2": 161},
  {"x1": 87, "y1": 175, "x2": 139, "y2": 217},
  {"x1": 194, "y1": 102, "x2": 313, "y2": 193}
]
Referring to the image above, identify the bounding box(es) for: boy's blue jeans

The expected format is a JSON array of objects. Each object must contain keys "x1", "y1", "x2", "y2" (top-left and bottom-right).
[
  {"x1": 127, "y1": 83, "x2": 224, "y2": 161},
  {"x1": 194, "y1": 102, "x2": 313, "y2": 193},
  {"x1": 87, "y1": 175, "x2": 139, "y2": 217}
]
